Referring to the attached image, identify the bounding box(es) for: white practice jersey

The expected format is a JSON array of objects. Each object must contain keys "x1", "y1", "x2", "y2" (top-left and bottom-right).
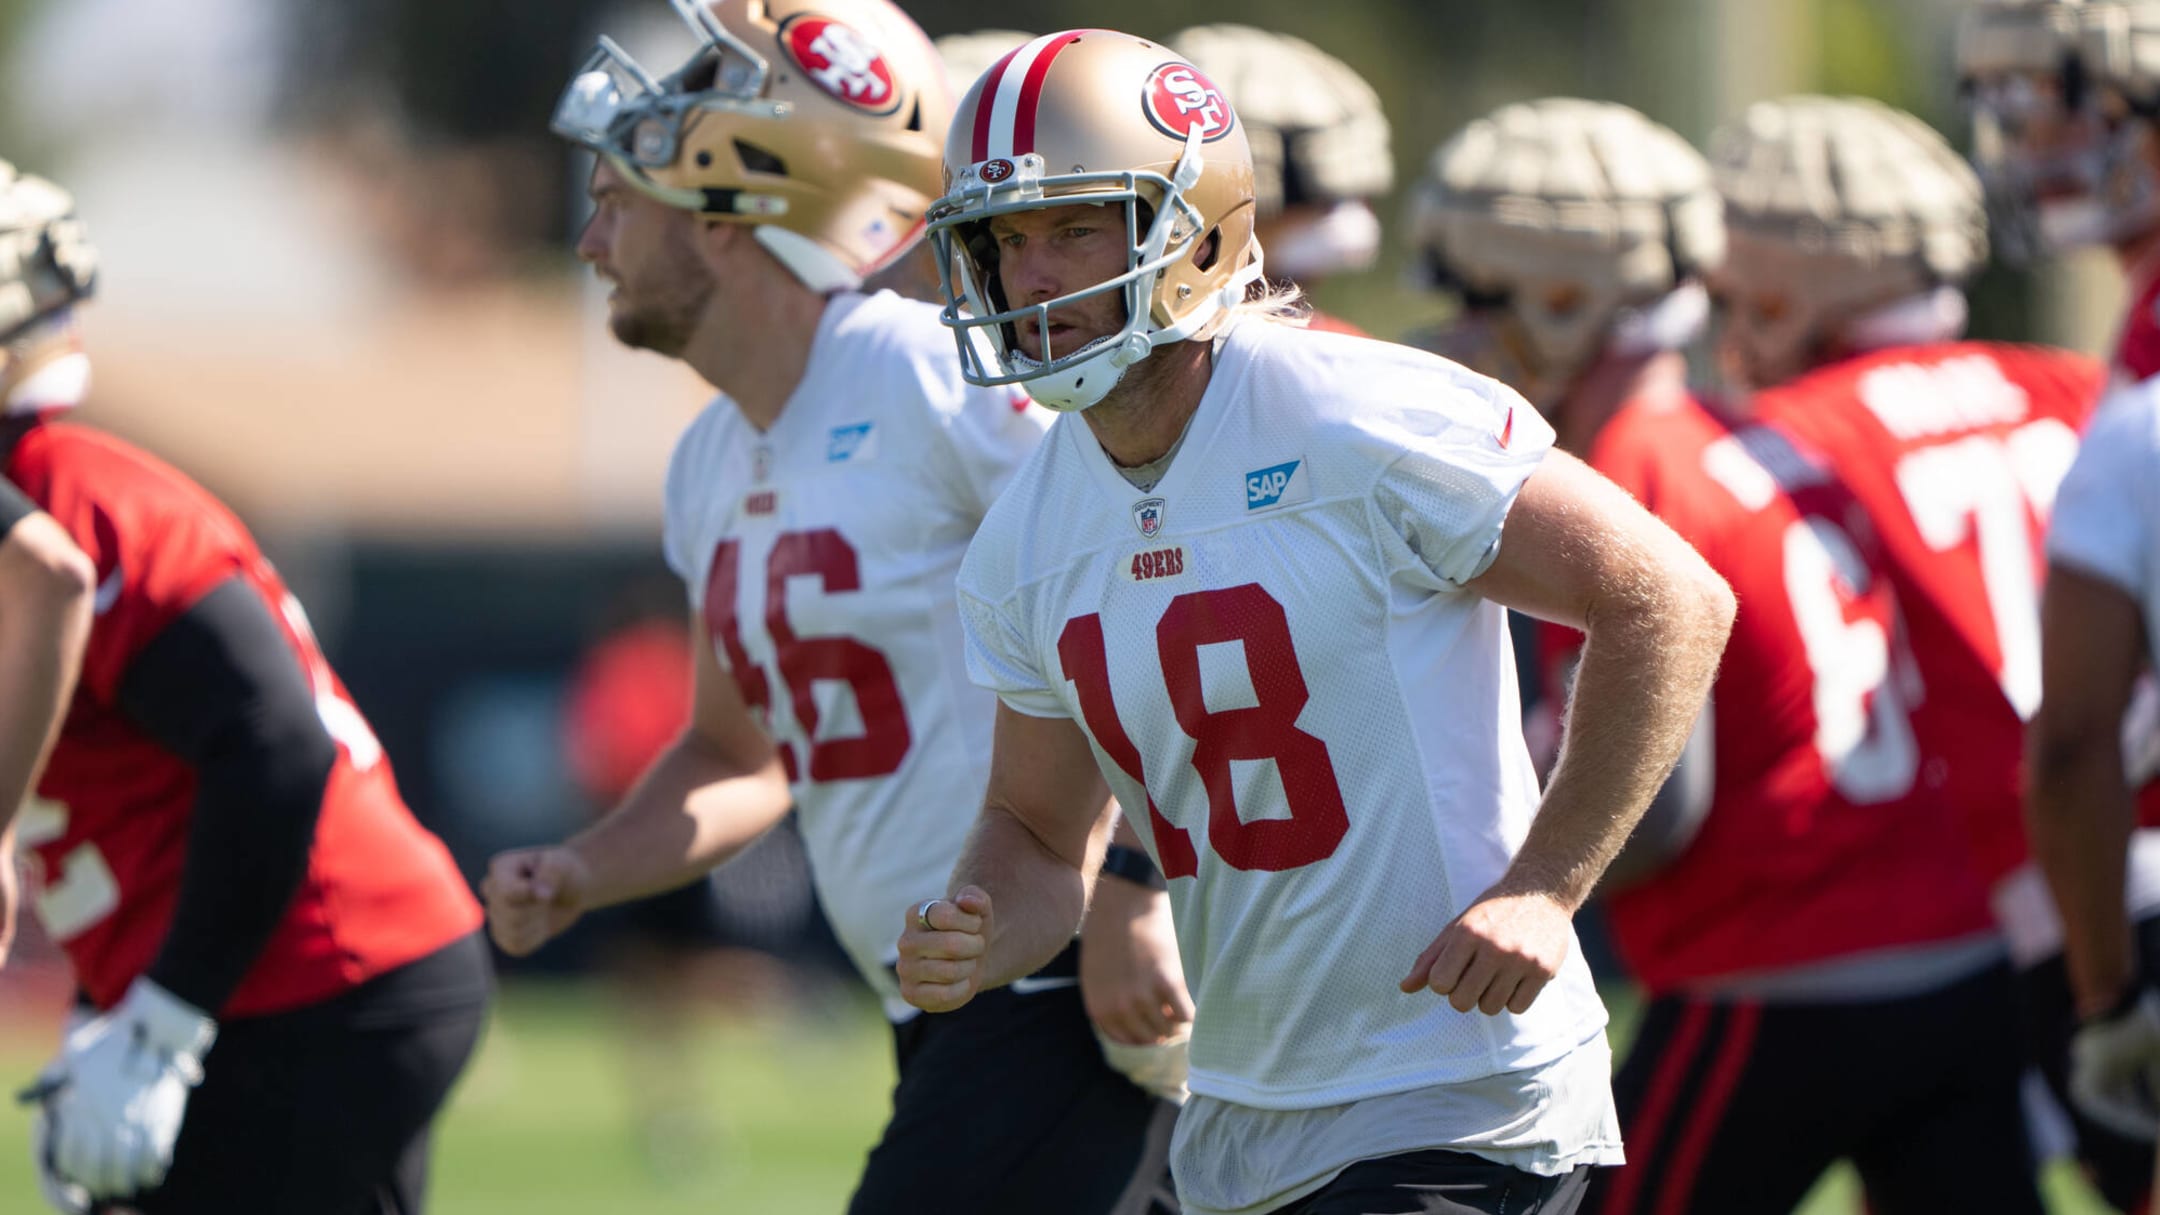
[
  {"x1": 957, "y1": 319, "x2": 1609, "y2": 1109},
  {"x1": 665, "y1": 290, "x2": 1051, "y2": 1018},
  {"x1": 2052, "y1": 379, "x2": 2160, "y2": 669}
]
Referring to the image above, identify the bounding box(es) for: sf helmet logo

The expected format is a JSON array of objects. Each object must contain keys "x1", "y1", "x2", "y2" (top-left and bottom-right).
[
  {"x1": 979, "y1": 158, "x2": 1015, "y2": 184},
  {"x1": 781, "y1": 15, "x2": 900, "y2": 115},
  {"x1": 1142, "y1": 62, "x2": 1233, "y2": 143}
]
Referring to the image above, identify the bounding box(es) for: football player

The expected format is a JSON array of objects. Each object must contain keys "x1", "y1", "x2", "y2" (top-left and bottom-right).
[
  {"x1": 478, "y1": 4, "x2": 1182, "y2": 1212},
  {"x1": 894, "y1": 30, "x2": 1734, "y2": 1215},
  {"x1": 1961, "y1": 0, "x2": 2160, "y2": 1184},
  {"x1": 1166, "y1": 24, "x2": 1392, "y2": 334},
  {"x1": 1707, "y1": 93, "x2": 2130, "y2": 1201},
  {"x1": 1413, "y1": 96, "x2": 2046, "y2": 1215},
  {"x1": 0, "y1": 159, "x2": 490, "y2": 1214},
  {"x1": 1961, "y1": 0, "x2": 2160, "y2": 388},
  {"x1": 2031, "y1": 319, "x2": 2160, "y2": 1155}
]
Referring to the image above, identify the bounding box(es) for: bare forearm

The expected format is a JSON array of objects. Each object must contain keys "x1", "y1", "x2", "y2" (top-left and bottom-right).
[
  {"x1": 951, "y1": 801, "x2": 1096, "y2": 988},
  {"x1": 1513, "y1": 579, "x2": 1731, "y2": 909},
  {"x1": 0, "y1": 584, "x2": 90, "y2": 829},
  {"x1": 567, "y1": 732, "x2": 791, "y2": 910},
  {"x1": 2029, "y1": 735, "x2": 2137, "y2": 1010}
]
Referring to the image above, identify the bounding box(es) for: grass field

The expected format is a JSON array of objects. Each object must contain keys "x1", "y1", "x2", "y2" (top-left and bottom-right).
[{"x1": 0, "y1": 981, "x2": 2127, "y2": 1213}]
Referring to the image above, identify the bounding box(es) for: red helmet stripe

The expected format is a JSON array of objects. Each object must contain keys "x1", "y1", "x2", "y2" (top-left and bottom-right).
[
  {"x1": 969, "y1": 46, "x2": 1024, "y2": 163},
  {"x1": 1011, "y1": 31, "x2": 1087, "y2": 155}
]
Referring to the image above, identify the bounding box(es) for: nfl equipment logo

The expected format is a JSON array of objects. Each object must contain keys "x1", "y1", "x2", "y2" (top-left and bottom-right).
[
  {"x1": 752, "y1": 444, "x2": 773, "y2": 483},
  {"x1": 1132, "y1": 497, "x2": 1166, "y2": 537}
]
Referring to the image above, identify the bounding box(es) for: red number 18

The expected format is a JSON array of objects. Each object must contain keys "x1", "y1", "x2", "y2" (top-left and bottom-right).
[{"x1": 1058, "y1": 583, "x2": 1349, "y2": 876}]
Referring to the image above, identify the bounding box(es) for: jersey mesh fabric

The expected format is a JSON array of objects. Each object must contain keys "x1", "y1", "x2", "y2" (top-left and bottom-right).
[
  {"x1": 958, "y1": 320, "x2": 1608, "y2": 1115},
  {"x1": 662, "y1": 291, "x2": 1050, "y2": 1019},
  {"x1": 1548, "y1": 393, "x2": 1995, "y2": 992},
  {"x1": 2051, "y1": 380, "x2": 2160, "y2": 669},
  {"x1": 7, "y1": 422, "x2": 481, "y2": 1016},
  {"x1": 1756, "y1": 342, "x2": 2101, "y2": 888}
]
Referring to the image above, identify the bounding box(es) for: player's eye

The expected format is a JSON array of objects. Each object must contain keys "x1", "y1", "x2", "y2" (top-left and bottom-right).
[{"x1": 1063, "y1": 226, "x2": 1094, "y2": 240}]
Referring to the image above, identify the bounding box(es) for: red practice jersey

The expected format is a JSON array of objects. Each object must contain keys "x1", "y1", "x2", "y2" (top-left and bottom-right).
[
  {"x1": 9, "y1": 422, "x2": 481, "y2": 1016},
  {"x1": 1555, "y1": 392, "x2": 1996, "y2": 993},
  {"x1": 1755, "y1": 343, "x2": 2103, "y2": 887}
]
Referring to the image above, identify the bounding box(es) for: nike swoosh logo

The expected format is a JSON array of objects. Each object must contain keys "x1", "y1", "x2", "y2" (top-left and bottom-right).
[
  {"x1": 1008, "y1": 976, "x2": 1079, "y2": 996},
  {"x1": 92, "y1": 565, "x2": 123, "y2": 615}
]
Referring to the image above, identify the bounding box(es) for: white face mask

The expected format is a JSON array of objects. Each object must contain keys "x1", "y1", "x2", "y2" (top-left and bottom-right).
[
  {"x1": 1264, "y1": 199, "x2": 1382, "y2": 282},
  {"x1": 2037, "y1": 197, "x2": 2116, "y2": 251},
  {"x1": 5, "y1": 350, "x2": 90, "y2": 414}
]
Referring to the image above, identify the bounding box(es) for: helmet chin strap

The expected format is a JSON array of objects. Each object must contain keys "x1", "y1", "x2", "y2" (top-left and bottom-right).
[{"x1": 754, "y1": 227, "x2": 863, "y2": 294}]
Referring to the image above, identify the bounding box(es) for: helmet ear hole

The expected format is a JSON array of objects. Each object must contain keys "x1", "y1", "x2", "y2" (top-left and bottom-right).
[
  {"x1": 1193, "y1": 228, "x2": 1221, "y2": 272},
  {"x1": 733, "y1": 141, "x2": 787, "y2": 176},
  {"x1": 906, "y1": 99, "x2": 924, "y2": 133}
]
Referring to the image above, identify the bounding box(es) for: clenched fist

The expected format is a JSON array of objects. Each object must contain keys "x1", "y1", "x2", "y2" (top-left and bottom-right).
[
  {"x1": 898, "y1": 886, "x2": 992, "y2": 1013},
  {"x1": 1400, "y1": 888, "x2": 1573, "y2": 1016},
  {"x1": 482, "y1": 846, "x2": 592, "y2": 956}
]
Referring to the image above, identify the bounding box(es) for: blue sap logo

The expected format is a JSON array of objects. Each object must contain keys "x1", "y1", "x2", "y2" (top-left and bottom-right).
[
  {"x1": 827, "y1": 422, "x2": 875, "y2": 462},
  {"x1": 1245, "y1": 459, "x2": 1302, "y2": 510}
]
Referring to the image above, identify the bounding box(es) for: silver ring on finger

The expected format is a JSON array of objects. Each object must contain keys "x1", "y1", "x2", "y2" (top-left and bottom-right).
[{"x1": 916, "y1": 898, "x2": 941, "y2": 932}]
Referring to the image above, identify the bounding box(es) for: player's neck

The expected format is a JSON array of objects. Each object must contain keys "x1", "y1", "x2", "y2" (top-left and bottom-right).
[
  {"x1": 1556, "y1": 350, "x2": 1688, "y2": 455},
  {"x1": 681, "y1": 275, "x2": 833, "y2": 431},
  {"x1": 1078, "y1": 339, "x2": 1214, "y2": 469}
]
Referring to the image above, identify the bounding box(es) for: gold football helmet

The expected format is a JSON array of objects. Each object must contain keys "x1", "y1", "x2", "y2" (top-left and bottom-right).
[
  {"x1": 0, "y1": 160, "x2": 96, "y2": 347},
  {"x1": 929, "y1": 29, "x2": 1264, "y2": 411},
  {"x1": 551, "y1": 0, "x2": 952, "y2": 290}
]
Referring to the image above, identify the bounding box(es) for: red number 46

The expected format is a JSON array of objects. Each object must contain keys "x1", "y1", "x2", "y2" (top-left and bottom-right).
[
  {"x1": 705, "y1": 530, "x2": 912, "y2": 784},
  {"x1": 1059, "y1": 583, "x2": 1349, "y2": 877}
]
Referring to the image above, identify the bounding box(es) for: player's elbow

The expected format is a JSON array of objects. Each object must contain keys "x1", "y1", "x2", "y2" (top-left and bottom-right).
[
  {"x1": 0, "y1": 516, "x2": 95, "y2": 618},
  {"x1": 2024, "y1": 713, "x2": 2116, "y2": 805},
  {"x1": 1656, "y1": 549, "x2": 1736, "y2": 656}
]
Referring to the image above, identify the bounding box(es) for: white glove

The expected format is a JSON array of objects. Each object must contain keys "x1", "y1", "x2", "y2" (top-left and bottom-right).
[
  {"x1": 2070, "y1": 987, "x2": 2160, "y2": 1139},
  {"x1": 43, "y1": 978, "x2": 217, "y2": 1200},
  {"x1": 24, "y1": 1008, "x2": 96, "y2": 1214},
  {"x1": 1097, "y1": 1025, "x2": 1191, "y2": 1104}
]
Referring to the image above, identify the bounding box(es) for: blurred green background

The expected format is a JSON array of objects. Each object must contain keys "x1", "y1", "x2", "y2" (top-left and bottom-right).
[{"x1": 0, "y1": 0, "x2": 2138, "y2": 1212}]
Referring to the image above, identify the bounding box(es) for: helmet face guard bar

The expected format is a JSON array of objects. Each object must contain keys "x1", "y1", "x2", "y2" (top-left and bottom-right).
[
  {"x1": 927, "y1": 143, "x2": 1219, "y2": 394},
  {"x1": 551, "y1": 1, "x2": 790, "y2": 213}
]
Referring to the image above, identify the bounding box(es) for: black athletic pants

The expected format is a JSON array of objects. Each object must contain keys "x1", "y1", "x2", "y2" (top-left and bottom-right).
[
  {"x1": 98, "y1": 932, "x2": 492, "y2": 1215},
  {"x1": 2015, "y1": 912, "x2": 2160, "y2": 1212},
  {"x1": 1278, "y1": 1151, "x2": 1591, "y2": 1215},
  {"x1": 1588, "y1": 962, "x2": 2042, "y2": 1215},
  {"x1": 849, "y1": 942, "x2": 1178, "y2": 1215}
]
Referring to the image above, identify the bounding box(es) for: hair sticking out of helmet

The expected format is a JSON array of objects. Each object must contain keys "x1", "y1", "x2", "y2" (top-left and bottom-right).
[
  {"x1": 0, "y1": 160, "x2": 97, "y2": 348},
  {"x1": 1708, "y1": 95, "x2": 1987, "y2": 389},
  {"x1": 549, "y1": 0, "x2": 952, "y2": 292},
  {"x1": 1405, "y1": 98, "x2": 1723, "y2": 411},
  {"x1": 927, "y1": 29, "x2": 1264, "y2": 412}
]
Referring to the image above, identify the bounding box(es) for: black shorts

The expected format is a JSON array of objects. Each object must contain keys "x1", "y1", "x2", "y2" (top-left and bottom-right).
[
  {"x1": 106, "y1": 931, "x2": 492, "y2": 1215},
  {"x1": 1279, "y1": 1150, "x2": 1590, "y2": 1215},
  {"x1": 849, "y1": 942, "x2": 1178, "y2": 1215},
  {"x1": 2014, "y1": 912, "x2": 2160, "y2": 1212},
  {"x1": 1588, "y1": 961, "x2": 2042, "y2": 1215}
]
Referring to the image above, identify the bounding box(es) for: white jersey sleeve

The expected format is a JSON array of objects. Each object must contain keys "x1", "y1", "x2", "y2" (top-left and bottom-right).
[
  {"x1": 2050, "y1": 380, "x2": 2160, "y2": 613},
  {"x1": 1364, "y1": 374, "x2": 1556, "y2": 589},
  {"x1": 956, "y1": 575, "x2": 1069, "y2": 719}
]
